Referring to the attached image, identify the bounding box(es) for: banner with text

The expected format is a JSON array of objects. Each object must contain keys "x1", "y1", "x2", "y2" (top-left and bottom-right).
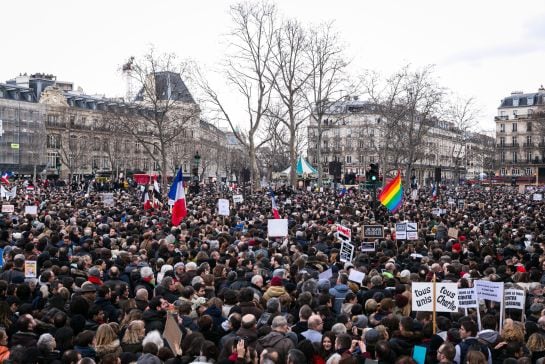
[{"x1": 412, "y1": 282, "x2": 459, "y2": 312}]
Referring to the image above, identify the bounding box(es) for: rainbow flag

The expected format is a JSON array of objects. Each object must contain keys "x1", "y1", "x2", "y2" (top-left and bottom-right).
[{"x1": 378, "y1": 171, "x2": 403, "y2": 212}]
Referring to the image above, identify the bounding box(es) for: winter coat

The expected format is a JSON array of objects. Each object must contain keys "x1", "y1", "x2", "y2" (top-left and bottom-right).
[
  {"x1": 329, "y1": 284, "x2": 350, "y2": 314},
  {"x1": 95, "y1": 339, "x2": 123, "y2": 362},
  {"x1": 256, "y1": 331, "x2": 294, "y2": 364},
  {"x1": 0, "y1": 345, "x2": 9, "y2": 363},
  {"x1": 121, "y1": 342, "x2": 143, "y2": 354},
  {"x1": 74, "y1": 345, "x2": 96, "y2": 359},
  {"x1": 262, "y1": 286, "x2": 289, "y2": 302},
  {"x1": 143, "y1": 309, "x2": 166, "y2": 333},
  {"x1": 238, "y1": 302, "x2": 263, "y2": 319},
  {"x1": 94, "y1": 297, "x2": 120, "y2": 323},
  {"x1": 10, "y1": 331, "x2": 38, "y2": 347}
]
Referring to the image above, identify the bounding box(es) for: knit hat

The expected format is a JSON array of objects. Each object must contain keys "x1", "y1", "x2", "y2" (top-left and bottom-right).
[
  {"x1": 352, "y1": 315, "x2": 368, "y2": 329},
  {"x1": 399, "y1": 270, "x2": 411, "y2": 283},
  {"x1": 270, "y1": 276, "x2": 283, "y2": 286},
  {"x1": 452, "y1": 243, "x2": 462, "y2": 253},
  {"x1": 364, "y1": 328, "x2": 380, "y2": 344}
]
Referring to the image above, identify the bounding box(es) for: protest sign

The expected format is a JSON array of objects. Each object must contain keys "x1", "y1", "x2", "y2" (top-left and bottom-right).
[
  {"x1": 407, "y1": 222, "x2": 418, "y2": 240},
  {"x1": 458, "y1": 287, "x2": 478, "y2": 308},
  {"x1": 102, "y1": 193, "x2": 114, "y2": 207},
  {"x1": 533, "y1": 193, "x2": 543, "y2": 201},
  {"x1": 412, "y1": 282, "x2": 458, "y2": 312},
  {"x1": 25, "y1": 261, "x2": 37, "y2": 278},
  {"x1": 340, "y1": 241, "x2": 354, "y2": 263},
  {"x1": 318, "y1": 268, "x2": 332, "y2": 281},
  {"x1": 448, "y1": 198, "x2": 455, "y2": 205},
  {"x1": 348, "y1": 270, "x2": 365, "y2": 285},
  {"x1": 475, "y1": 280, "x2": 504, "y2": 302},
  {"x1": 1, "y1": 205, "x2": 14, "y2": 213},
  {"x1": 363, "y1": 225, "x2": 384, "y2": 239},
  {"x1": 267, "y1": 219, "x2": 288, "y2": 237},
  {"x1": 432, "y1": 208, "x2": 441, "y2": 216},
  {"x1": 233, "y1": 194, "x2": 244, "y2": 203},
  {"x1": 504, "y1": 289, "x2": 525, "y2": 310},
  {"x1": 457, "y1": 199, "x2": 465, "y2": 210},
  {"x1": 337, "y1": 224, "x2": 352, "y2": 242},
  {"x1": 448, "y1": 228, "x2": 458, "y2": 238},
  {"x1": 396, "y1": 223, "x2": 407, "y2": 240},
  {"x1": 163, "y1": 313, "x2": 183, "y2": 354},
  {"x1": 217, "y1": 199, "x2": 230, "y2": 216},
  {"x1": 25, "y1": 205, "x2": 37, "y2": 215},
  {"x1": 360, "y1": 242, "x2": 375, "y2": 252}
]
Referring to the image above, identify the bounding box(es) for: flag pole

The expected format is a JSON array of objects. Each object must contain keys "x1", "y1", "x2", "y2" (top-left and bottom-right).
[{"x1": 432, "y1": 273, "x2": 437, "y2": 335}]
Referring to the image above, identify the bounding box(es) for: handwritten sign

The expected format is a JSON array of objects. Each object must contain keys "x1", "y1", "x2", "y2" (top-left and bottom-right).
[
  {"x1": 363, "y1": 225, "x2": 384, "y2": 239},
  {"x1": 217, "y1": 199, "x2": 230, "y2": 216},
  {"x1": 412, "y1": 282, "x2": 459, "y2": 312},
  {"x1": 25, "y1": 205, "x2": 37, "y2": 215},
  {"x1": 340, "y1": 241, "x2": 355, "y2": 263},
  {"x1": 337, "y1": 224, "x2": 352, "y2": 242},
  {"x1": 1, "y1": 205, "x2": 14, "y2": 213},
  {"x1": 475, "y1": 280, "x2": 504, "y2": 302},
  {"x1": 504, "y1": 289, "x2": 525, "y2": 310},
  {"x1": 233, "y1": 194, "x2": 244, "y2": 203}
]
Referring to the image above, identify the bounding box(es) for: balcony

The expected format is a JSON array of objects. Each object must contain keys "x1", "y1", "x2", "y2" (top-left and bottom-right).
[
  {"x1": 523, "y1": 143, "x2": 535, "y2": 148},
  {"x1": 497, "y1": 143, "x2": 519, "y2": 149},
  {"x1": 495, "y1": 115, "x2": 509, "y2": 121}
]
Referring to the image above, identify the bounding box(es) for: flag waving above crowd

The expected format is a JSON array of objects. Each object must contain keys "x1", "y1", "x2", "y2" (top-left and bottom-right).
[
  {"x1": 379, "y1": 171, "x2": 403, "y2": 213},
  {"x1": 168, "y1": 168, "x2": 187, "y2": 226}
]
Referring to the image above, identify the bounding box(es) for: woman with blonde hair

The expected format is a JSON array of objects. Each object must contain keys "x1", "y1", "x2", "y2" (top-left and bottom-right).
[
  {"x1": 94, "y1": 323, "x2": 122, "y2": 361},
  {"x1": 527, "y1": 332, "x2": 545, "y2": 362},
  {"x1": 121, "y1": 320, "x2": 145, "y2": 354},
  {"x1": 465, "y1": 350, "x2": 487, "y2": 364}
]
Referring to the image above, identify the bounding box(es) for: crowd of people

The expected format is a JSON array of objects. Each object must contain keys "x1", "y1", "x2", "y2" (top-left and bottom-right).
[{"x1": 0, "y1": 177, "x2": 544, "y2": 364}]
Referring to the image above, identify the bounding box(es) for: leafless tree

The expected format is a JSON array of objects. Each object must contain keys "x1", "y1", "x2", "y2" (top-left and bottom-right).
[
  {"x1": 304, "y1": 22, "x2": 350, "y2": 186},
  {"x1": 118, "y1": 48, "x2": 199, "y2": 191},
  {"x1": 446, "y1": 96, "x2": 480, "y2": 182},
  {"x1": 268, "y1": 18, "x2": 313, "y2": 187},
  {"x1": 192, "y1": 2, "x2": 277, "y2": 191},
  {"x1": 362, "y1": 65, "x2": 445, "y2": 187},
  {"x1": 58, "y1": 112, "x2": 91, "y2": 185}
]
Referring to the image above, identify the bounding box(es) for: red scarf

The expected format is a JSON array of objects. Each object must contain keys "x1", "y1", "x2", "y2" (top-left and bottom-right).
[{"x1": 88, "y1": 276, "x2": 103, "y2": 286}]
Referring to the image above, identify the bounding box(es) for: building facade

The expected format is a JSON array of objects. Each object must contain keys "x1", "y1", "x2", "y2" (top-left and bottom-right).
[
  {"x1": 307, "y1": 97, "x2": 494, "y2": 184},
  {"x1": 495, "y1": 87, "x2": 545, "y2": 177},
  {"x1": 0, "y1": 72, "x2": 229, "y2": 181}
]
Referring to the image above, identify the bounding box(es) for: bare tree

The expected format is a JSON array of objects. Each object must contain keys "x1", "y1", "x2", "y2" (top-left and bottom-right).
[
  {"x1": 268, "y1": 18, "x2": 312, "y2": 187},
  {"x1": 118, "y1": 48, "x2": 199, "y2": 191},
  {"x1": 58, "y1": 112, "x2": 91, "y2": 185},
  {"x1": 362, "y1": 65, "x2": 444, "y2": 187},
  {"x1": 446, "y1": 96, "x2": 480, "y2": 182},
  {"x1": 192, "y1": 2, "x2": 277, "y2": 190},
  {"x1": 305, "y1": 22, "x2": 349, "y2": 186}
]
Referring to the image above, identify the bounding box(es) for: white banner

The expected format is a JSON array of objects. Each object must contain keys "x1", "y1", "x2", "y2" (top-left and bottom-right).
[
  {"x1": 25, "y1": 205, "x2": 37, "y2": 215},
  {"x1": 407, "y1": 222, "x2": 418, "y2": 240},
  {"x1": 233, "y1": 194, "x2": 244, "y2": 203},
  {"x1": 533, "y1": 193, "x2": 543, "y2": 201},
  {"x1": 458, "y1": 287, "x2": 478, "y2": 308},
  {"x1": 504, "y1": 289, "x2": 525, "y2": 310},
  {"x1": 1, "y1": 205, "x2": 14, "y2": 213},
  {"x1": 412, "y1": 282, "x2": 459, "y2": 312},
  {"x1": 395, "y1": 223, "x2": 407, "y2": 240}
]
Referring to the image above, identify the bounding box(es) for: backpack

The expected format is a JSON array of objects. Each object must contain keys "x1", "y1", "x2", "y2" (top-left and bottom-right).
[{"x1": 459, "y1": 338, "x2": 489, "y2": 364}]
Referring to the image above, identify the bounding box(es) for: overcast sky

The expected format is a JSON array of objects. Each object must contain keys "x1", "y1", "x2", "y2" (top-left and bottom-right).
[{"x1": 3, "y1": 0, "x2": 545, "y2": 132}]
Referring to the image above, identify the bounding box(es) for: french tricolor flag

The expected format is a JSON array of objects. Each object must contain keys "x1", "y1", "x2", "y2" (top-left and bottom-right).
[
  {"x1": 431, "y1": 183, "x2": 437, "y2": 201},
  {"x1": 1, "y1": 171, "x2": 13, "y2": 185},
  {"x1": 168, "y1": 168, "x2": 187, "y2": 226},
  {"x1": 269, "y1": 188, "x2": 280, "y2": 219}
]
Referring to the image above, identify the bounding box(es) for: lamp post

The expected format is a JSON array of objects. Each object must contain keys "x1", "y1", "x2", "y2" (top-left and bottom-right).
[{"x1": 193, "y1": 151, "x2": 201, "y2": 185}]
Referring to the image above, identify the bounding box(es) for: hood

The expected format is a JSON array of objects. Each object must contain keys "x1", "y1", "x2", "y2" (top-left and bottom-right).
[
  {"x1": 332, "y1": 284, "x2": 349, "y2": 294},
  {"x1": 142, "y1": 309, "x2": 164, "y2": 321},
  {"x1": 265, "y1": 286, "x2": 287, "y2": 296},
  {"x1": 95, "y1": 339, "x2": 120, "y2": 353},
  {"x1": 204, "y1": 304, "x2": 222, "y2": 318},
  {"x1": 137, "y1": 353, "x2": 161, "y2": 364},
  {"x1": 478, "y1": 329, "x2": 499, "y2": 344},
  {"x1": 257, "y1": 331, "x2": 287, "y2": 348}
]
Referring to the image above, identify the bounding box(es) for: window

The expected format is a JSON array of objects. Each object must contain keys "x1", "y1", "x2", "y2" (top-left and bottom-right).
[
  {"x1": 359, "y1": 155, "x2": 365, "y2": 163},
  {"x1": 528, "y1": 97, "x2": 534, "y2": 106},
  {"x1": 512, "y1": 152, "x2": 517, "y2": 163},
  {"x1": 512, "y1": 168, "x2": 520, "y2": 176},
  {"x1": 513, "y1": 98, "x2": 519, "y2": 107},
  {"x1": 500, "y1": 168, "x2": 507, "y2": 176},
  {"x1": 527, "y1": 122, "x2": 533, "y2": 132},
  {"x1": 512, "y1": 136, "x2": 517, "y2": 146},
  {"x1": 346, "y1": 155, "x2": 352, "y2": 163},
  {"x1": 500, "y1": 137, "x2": 505, "y2": 146},
  {"x1": 526, "y1": 167, "x2": 532, "y2": 175},
  {"x1": 527, "y1": 136, "x2": 532, "y2": 146},
  {"x1": 527, "y1": 151, "x2": 532, "y2": 162},
  {"x1": 46, "y1": 115, "x2": 58, "y2": 126},
  {"x1": 512, "y1": 123, "x2": 517, "y2": 132},
  {"x1": 135, "y1": 142, "x2": 141, "y2": 152},
  {"x1": 69, "y1": 135, "x2": 77, "y2": 150},
  {"x1": 47, "y1": 134, "x2": 60, "y2": 149},
  {"x1": 47, "y1": 152, "x2": 59, "y2": 168},
  {"x1": 500, "y1": 124, "x2": 505, "y2": 133}
]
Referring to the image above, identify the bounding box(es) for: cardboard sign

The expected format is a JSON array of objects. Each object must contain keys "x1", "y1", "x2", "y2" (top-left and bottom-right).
[
  {"x1": 340, "y1": 241, "x2": 355, "y2": 263},
  {"x1": 533, "y1": 194, "x2": 543, "y2": 201},
  {"x1": 363, "y1": 225, "x2": 384, "y2": 239},
  {"x1": 475, "y1": 280, "x2": 504, "y2": 302},
  {"x1": 217, "y1": 199, "x2": 230, "y2": 216},
  {"x1": 25, "y1": 205, "x2": 37, "y2": 215},
  {"x1": 337, "y1": 224, "x2": 352, "y2": 241},
  {"x1": 233, "y1": 194, "x2": 244, "y2": 203},
  {"x1": 458, "y1": 287, "x2": 478, "y2": 308},
  {"x1": 163, "y1": 313, "x2": 183, "y2": 354},
  {"x1": 504, "y1": 289, "x2": 525, "y2": 310},
  {"x1": 267, "y1": 219, "x2": 288, "y2": 237},
  {"x1": 448, "y1": 198, "x2": 455, "y2": 205},
  {"x1": 407, "y1": 222, "x2": 418, "y2": 240},
  {"x1": 432, "y1": 208, "x2": 441, "y2": 216},
  {"x1": 457, "y1": 199, "x2": 465, "y2": 210},
  {"x1": 1, "y1": 205, "x2": 14, "y2": 213},
  {"x1": 25, "y1": 260, "x2": 37, "y2": 278},
  {"x1": 412, "y1": 282, "x2": 459, "y2": 312},
  {"x1": 448, "y1": 228, "x2": 458, "y2": 238},
  {"x1": 348, "y1": 270, "x2": 365, "y2": 285},
  {"x1": 360, "y1": 242, "x2": 375, "y2": 252}
]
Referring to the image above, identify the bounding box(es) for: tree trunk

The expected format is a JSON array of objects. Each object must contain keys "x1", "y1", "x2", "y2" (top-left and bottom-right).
[
  {"x1": 317, "y1": 128, "x2": 323, "y2": 187},
  {"x1": 289, "y1": 128, "x2": 297, "y2": 188}
]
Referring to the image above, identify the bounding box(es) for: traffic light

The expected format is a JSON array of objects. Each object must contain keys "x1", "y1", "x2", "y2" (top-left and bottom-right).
[{"x1": 368, "y1": 163, "x2": 379, "y2": 183}]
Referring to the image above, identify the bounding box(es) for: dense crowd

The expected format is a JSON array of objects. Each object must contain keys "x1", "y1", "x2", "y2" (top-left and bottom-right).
[{"x1": 0, "y1": 178, "x2": 544, "y2": 364}]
